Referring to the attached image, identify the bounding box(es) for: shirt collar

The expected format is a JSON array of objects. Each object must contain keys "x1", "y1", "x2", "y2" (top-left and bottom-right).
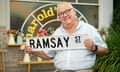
[{"x1": 76, "y1": 21, "x2": 82, "y2": 31}]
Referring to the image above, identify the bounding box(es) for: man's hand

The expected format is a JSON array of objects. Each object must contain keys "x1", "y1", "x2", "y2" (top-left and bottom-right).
[
  {"x1": 21, "y1": 45, "x2": 33, "y2": 54},
  {"x1": 84, "y1": 38, "x2": 96, "y2": 51},
  {"x1": 84, "y1": 38, "x2": 108, "y2": 54}
]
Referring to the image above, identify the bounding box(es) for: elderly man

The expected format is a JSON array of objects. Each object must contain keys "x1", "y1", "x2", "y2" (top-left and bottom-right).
[{"x1": 23, "y1": 2, "x2": 108, "y2": 72}]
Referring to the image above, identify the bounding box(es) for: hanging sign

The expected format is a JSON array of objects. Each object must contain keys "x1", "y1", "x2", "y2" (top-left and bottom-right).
[{"x1": 26, "y1": 34, "x2": 88, "y2": 51}]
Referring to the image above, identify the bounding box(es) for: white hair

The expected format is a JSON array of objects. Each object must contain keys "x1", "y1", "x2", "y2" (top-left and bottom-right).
[{"x1": 57, "y1": 2, "x2": 74, "y2": 10}]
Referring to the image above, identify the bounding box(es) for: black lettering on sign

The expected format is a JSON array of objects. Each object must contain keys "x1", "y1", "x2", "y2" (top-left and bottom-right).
[
  {"x1": 63, "y1": 37, "x2": 69, "y2": 47},
  {"x1": 57, "y1": 37, "x2": 63, "y2": 48},
  {"x1": 29, "y1": 36, "x2": 70, "y2": 49},
  {"x1": 29, "y1": 39, "x2": 35, "y2": 48},
  {"x1": 36, "y1": 39, "x2": 42, "y2": 48},
  {"x1": 50, "y1": 37, "x2": 56, "y2": 48},
  {"x1": 42, "y1": 38, "x2": 50, "y2": 48},
  {"x1": 75, "y1": 36, "x2": 81, "y2": 43}
]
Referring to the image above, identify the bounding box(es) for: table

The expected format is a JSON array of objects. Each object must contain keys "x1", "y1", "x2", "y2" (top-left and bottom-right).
[
  {"x1": 0, "y1": 50, "x2": 6, "y2": 72},
  {"x1": 18, "y1": 59, "x2": 54, "y2": 72}
]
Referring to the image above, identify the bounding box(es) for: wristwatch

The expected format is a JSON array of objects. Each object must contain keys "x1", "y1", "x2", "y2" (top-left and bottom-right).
[{"x1": 93, "y1": 45, "x2": 98, "y2": 52}]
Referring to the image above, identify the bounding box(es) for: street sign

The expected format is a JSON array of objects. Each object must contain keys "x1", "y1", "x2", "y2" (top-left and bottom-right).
[{"x1": 26, "y1": 34, "x2": 88, "y2": 51}]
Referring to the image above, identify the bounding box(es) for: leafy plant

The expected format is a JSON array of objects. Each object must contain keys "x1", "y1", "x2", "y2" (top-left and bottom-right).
[
  {"x1": 94, "y1": 0, "x2": 120, "y2": 72},
  {"x1": 94, "y1": 27, "x2": 120, "y2": 72}
]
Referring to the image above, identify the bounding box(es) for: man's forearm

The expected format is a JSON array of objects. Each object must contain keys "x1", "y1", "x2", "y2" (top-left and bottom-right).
[{"x1": 95, "y1": 46, "x2": 108, "y2": 55}]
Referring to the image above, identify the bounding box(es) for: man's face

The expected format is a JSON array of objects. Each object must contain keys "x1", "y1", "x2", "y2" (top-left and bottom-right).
[{"x1": 57, "y1": 4, "x2": 76, "y2": 29}]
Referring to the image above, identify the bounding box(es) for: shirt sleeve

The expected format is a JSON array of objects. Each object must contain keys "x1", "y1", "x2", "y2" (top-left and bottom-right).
[{"x1": 92, "y1": 28, "x2": 107, "y2": 48}]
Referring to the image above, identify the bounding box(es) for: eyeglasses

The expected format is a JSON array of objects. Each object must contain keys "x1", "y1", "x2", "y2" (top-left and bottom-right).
[{"x1": 58, "y1": 8, "x2": 73, "y2": 18}]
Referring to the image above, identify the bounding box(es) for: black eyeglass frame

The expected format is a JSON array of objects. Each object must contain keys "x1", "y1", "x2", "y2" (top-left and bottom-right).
[{"x1": 58, "y1": 8, "x2": 73, "y2": 18}]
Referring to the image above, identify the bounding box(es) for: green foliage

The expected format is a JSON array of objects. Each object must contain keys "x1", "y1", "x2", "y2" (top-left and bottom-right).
[
  {"x1": 94, "y1": 0, "x2": 120, "y2": 72},
  {"x1": 45, "y1": 27, "x2": 55, "y2": 35},
  {"x1": 94, "y1": 26, "x2": 120, "y2": 72}
]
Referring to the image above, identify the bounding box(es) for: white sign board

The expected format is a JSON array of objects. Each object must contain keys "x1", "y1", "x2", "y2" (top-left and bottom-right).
[{"x1": 26, "y1": 34, "x2": 88, "y2": 51}]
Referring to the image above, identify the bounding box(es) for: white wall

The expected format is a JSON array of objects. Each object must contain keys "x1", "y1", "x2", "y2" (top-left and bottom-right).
[
  {"x1": 99, "y1": 0, "x2": 113, "y2": 30},
  {"x1": 0, "y1": 0, "x2": 10, "y2": 29}
]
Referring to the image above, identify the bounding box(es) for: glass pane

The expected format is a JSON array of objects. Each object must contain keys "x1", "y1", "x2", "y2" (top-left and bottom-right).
[
  {"x1": 73, "y1": 4, "x2": 98, "y2": 28},
  {"x1": 78, "y1": 0, "x2": 98, "y2": 3},
  {"x1": 11, "y1": 0, "x2": 76, "y2": 2}
]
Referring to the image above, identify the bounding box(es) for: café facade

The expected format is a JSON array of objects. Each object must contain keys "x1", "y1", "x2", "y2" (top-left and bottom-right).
[{"x1": 0, "y1": 0, "x2": 113, "y2": 72}]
